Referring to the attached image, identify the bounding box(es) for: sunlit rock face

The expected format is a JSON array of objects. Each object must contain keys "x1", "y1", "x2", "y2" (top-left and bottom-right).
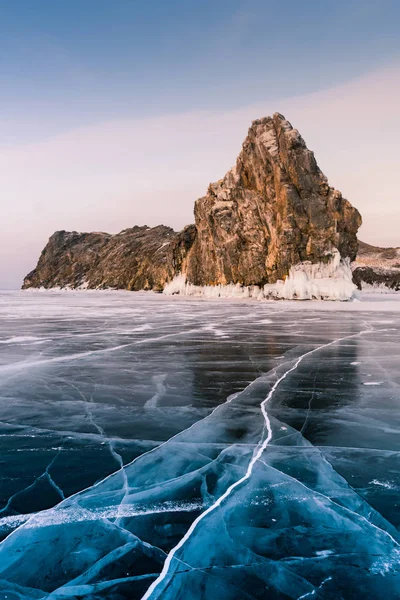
[
  {"x1": 23, "y1": 114, "x2": 361, "y2": 292},
  {"x1": 184, "y1": 113, "x2": 362, "y2": 286}
]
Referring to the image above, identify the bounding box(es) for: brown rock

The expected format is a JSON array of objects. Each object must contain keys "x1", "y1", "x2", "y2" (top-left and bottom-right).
[
  {"x1": 352, "y1": 241, "x2": 400, "y2": 290},
  {"x1": 23, "y1": 225, "x2": 196, "y2": 291},
  {"x1": 23, "y1": 114, "x2": 362, "y2": 291},
  {"x1": 184, "y1": 113, "x2": 361, "y2": 286}
]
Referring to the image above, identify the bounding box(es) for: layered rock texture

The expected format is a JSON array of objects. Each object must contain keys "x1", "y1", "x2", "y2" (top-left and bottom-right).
[
  {"x1": 185, "y1": 113, "x2": 361, "y2": 286},
  {"x1": 352, "y1": 241, "x2": 400, "y2": 291},
  {"x1": 23, "y1": 113, "x2": 362, "y2": 292},
  {"x1": 23, "y1": 226, "x2": 196, "y2": 291}
]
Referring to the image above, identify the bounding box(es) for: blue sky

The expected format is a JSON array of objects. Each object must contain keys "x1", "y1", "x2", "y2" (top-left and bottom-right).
[
  {"x1": 1, "y1": 0, "x2": 400, "y2": 287},
  {"x1": 1, "y1": 0, "x2": 399, "y2": 141}
]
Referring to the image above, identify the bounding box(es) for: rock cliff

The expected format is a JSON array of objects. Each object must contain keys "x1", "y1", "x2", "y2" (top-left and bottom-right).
[
  {"x1": 184, "y1": 113, "x2": 361, "y2": 286},
  {"x1": 352, "y1": 241, "x2": 400, "y2": 291},
  {"x1": 23, "y1": 225, "x2": 196, "y2": 291},
  {"x1": 23, "y1": 113, "x2": 362, "y2": 293}
]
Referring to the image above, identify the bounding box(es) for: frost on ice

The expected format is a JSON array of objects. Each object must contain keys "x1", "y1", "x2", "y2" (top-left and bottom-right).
[{"x1": 164, "y1": 249, "x2": 356, "y2": 301}]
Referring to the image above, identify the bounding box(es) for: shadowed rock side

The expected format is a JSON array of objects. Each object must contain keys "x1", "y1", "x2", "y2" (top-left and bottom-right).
[
  {"x1": 23, "y1": 225, "x2": 196, "y2": 291},
  {"x1": 352, "y1": 241, "x2": 400, "y2": 291},
  {"x1": 23, "y1": 113, "x2": 362, "y2": 291}
]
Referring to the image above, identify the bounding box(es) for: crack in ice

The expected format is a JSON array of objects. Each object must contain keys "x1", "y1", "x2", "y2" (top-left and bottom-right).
[
  {"x1": 62, "y1": 380, "x2": 131, "y2": 527},
  {"x1": 141, "y1": 327, "x2": 390, "y2": 599},
  {"x1": 258, "y1": 459, "x2": 399, "y2": 548},
  {"x1": 300, "y1": 368, "x2": 319, "y2": 435},
  {"x1": 296, "y1": 576, "x2": 333, "y2": 600},
  {"x1": 0, "y1": 328, "x2": 202, "y2": 375},
  {"x1": 0, "y1": 384, "x2": 249, "y2": 546},
  {"x1": 0, "y1": 450, "x2": 64, "y2": 517}
]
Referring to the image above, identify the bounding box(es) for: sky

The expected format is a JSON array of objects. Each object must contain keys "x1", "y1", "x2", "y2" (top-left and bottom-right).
[{"x1": 1, "y1": 0, "x2": 399, "y2": 288}]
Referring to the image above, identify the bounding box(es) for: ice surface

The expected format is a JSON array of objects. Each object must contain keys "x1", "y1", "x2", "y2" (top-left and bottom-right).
[{"x1": 0, "y1": 290, "x2": 399, "y2": 599}]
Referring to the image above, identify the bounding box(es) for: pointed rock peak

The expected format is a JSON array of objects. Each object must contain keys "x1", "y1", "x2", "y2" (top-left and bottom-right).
[
  {"x1": 23, "y1": 113, "x2": 362, "y2": 298},
  {"x1": 185, "y1": 114, "x2": 361, "y2": 287}
]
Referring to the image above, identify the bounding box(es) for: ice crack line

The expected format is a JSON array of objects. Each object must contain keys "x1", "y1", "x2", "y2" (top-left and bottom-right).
[
  {"x1": 297, "y1": 576, "x2": 333, "y2": 600},
  {"x1": 141, "y1": 327, "x2": 383, "y2": 600},
  {"x1": 258, "y1": 459, "x2": 400, "y2": 549},
  {"x1": 0, "y1": 328, "x2": 202, "y2": 375},
  {"x1": 0, "y1": 450, "x2": 64, "y2": 517},
  {"x1": 72, "y1": 382, "x2": 130, "y2": 524},
  {"x1": 0, "y1": 374, "x2": 257, "y2": 547}
]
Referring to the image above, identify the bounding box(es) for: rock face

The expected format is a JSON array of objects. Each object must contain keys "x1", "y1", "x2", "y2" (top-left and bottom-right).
[
  {"x1": 23, "y1": 225, "x2": 196, "y2": 291},
  {"x1": 23, "y1": 113, "x2": 362, "y2": 292},
  {"x1": 352, "y1": 241, "x2": 400, "y2": 291},
  {"x1": 184, "y1": 113, "x2": 361, "y2": 286}
]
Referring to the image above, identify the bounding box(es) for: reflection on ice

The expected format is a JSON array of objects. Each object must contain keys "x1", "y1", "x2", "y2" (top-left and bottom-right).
[{"x1": 0, "y1": 291, "x2": 399, "y2": 599}]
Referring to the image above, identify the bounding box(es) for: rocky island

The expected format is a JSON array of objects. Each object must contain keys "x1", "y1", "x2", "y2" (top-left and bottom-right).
[
  {"x1": 352, "y1": 241, "x2": 400, "y2": 291},
  {"x1": 23, "y1": 113, "x2": 363, "y2": 299}
]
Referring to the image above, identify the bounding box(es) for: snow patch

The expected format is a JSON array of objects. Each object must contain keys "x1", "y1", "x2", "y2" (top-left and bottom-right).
[
  {"x1": 157, "y1": 242, "x2": 170, "y2": 251},
  {"x1": 370, "y1": 549, "x2": 400, "y2": 575},
  {"x1": 315, "y1": 549, "x2": 335, "y2": 557},
  {"x1": 0, "y1": 336, "x2": 45, "y2": 344},
  {"x1": 370, "y1": 479, "x2": 396, "y2": 490}
]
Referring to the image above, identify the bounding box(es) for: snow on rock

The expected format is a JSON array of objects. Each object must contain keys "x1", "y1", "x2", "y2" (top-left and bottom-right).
[{"x1": 164, "y1": 249, "x2": 356, "y2": 301}]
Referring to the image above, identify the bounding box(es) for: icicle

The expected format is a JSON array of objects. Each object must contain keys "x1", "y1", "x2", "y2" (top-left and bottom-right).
[{"x1": 163, "y1": 249, "x2": 356, "y2": 301}]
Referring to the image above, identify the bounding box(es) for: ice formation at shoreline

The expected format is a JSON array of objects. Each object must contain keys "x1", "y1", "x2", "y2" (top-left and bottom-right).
[
  {"x1": 359, "y1": 281, "x2": 400, "y2": 294},
  {"x1": 164, "y1": 250, "x2": 356, "y2": 301}
]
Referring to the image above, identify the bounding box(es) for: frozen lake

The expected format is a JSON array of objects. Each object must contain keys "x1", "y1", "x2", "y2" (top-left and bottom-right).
[{"x1": 0, "y1": 290, "x2": 399, "y2": 599}]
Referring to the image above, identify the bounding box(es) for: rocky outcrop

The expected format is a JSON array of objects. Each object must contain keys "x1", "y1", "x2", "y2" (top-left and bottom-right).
[
  {"x1": 352, "y1": 241, "x2": 400, "y2": 291},
  {"x1": 184, "y1": 113, "x2": 361, "y2": 286},
  {"x1": 23, "y1": 113, "x2": 362, "y2": 292},
  {"x1": 23, "y1": 225, "x2": 196, "y2": 291}
]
